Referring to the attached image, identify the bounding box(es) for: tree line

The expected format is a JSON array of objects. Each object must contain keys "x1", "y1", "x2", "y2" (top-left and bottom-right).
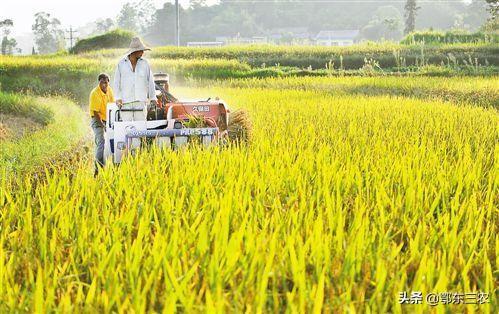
[{"x1": 0, "y1": 0, "x2": 497, "y2": 55}]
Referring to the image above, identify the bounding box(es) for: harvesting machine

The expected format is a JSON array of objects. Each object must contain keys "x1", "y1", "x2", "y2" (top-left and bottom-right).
[{"x1": 103, "y1": 73, "x2": 237, "y2": 164}]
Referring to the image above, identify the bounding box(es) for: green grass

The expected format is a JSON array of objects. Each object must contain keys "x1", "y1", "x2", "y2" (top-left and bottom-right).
[
  {"x1": 1, "y1": 95, "x2": 88, "y2": 176},
  {"x1": 0, "y1": 91, "x2": 54, "y2": 125}
]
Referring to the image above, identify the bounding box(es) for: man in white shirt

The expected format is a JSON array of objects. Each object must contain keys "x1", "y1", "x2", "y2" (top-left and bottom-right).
[{"x1": 113, "y1": 37, "x2": 157, "y2": 107}]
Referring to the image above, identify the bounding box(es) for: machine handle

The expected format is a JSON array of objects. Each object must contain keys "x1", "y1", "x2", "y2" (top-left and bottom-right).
[
  {"x1": 115, "y1": 101, "x2": 145, "y2": 121},
  {"x1": 122, "y1": 100, "x2": 145, "y2": 106}
]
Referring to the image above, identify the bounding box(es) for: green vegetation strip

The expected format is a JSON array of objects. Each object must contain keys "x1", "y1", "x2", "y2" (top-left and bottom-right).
[
  {"x1": 82, "y1": 43, "x2": 499, "y2": 69},
  {"x1": 1, "y1": 94, "x2": 88, "y2": 175},
  {"x1": 400, "y1": 30, "x2": 498, "y2": 45},
  {"x1": 0, "y1": 92, "x2": 53, "y2": 125}
]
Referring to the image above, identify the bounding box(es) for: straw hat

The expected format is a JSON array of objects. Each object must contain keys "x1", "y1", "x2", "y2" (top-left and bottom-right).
[
  {"x1": 153, "y1": 72, "x2": 169, "y2": 83},
  {"x1": 126, "y1": 37, "x2": 151, "y2": 55}
]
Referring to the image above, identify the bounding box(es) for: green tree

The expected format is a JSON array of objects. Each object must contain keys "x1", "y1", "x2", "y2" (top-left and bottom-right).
[
  {"x1": 1, "y1": 37, "x2": 17, "y2": 55},
  {"x1": 361, "y1": 6, "x2": 403, "y2": 41},
  {"x1": 190, "y1": 0, "x2": 207, "y2": 9},
  {"x1": 118, "y1": 1, "x2": 155, "y2": 33},
  {"x1": 145, "y1": 2, "x2": 177, "y2": 45},
  {"x1": 464, "y1": 0, "x2": 489, "y2": 30},
  {"x1": 0, "y1": 19, "x2": 18, "y2": 55},
  {"x1": 96, "y1": 18, "x2": 115, "y2": 34},
  {"x1": 32, "y1": 12, "x2": 65, "y2": 54},
  {"x1": 404, "y1": 0, "x2": 420, "y2": 34},
  {"x1": 143, "y1": 1, "x2": 485, "y2": 45},
  {"x1": 136, "y1": 0, "x2": 156, "y2": 33},
  {"x1": 484, "y1": 0, "x2": 498, "y2": 30},
  {"x1": 118, "y1": 3, "x2": 138, "y2": 31}
]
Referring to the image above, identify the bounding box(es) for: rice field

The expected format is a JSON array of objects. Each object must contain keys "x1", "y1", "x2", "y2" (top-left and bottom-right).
[{"x1": 1, "y1": 82, "x2": 497, "y2": 312}]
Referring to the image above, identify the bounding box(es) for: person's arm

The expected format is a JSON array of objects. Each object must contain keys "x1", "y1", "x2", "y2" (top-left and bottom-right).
[
  {"x1": 93, "y1": 111, "x2": 105, "y2": 128},
  {"x1": 147, "y1": 63, "x2": 157, "y2": 104},
  {"x1": 113, "y1": 63, "x2": 122, "y2": 106}
]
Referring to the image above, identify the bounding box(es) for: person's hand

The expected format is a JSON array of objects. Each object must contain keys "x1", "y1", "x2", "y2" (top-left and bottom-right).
[{"x1": 116, "y1": 99, "x2": 123, "y2": 108}]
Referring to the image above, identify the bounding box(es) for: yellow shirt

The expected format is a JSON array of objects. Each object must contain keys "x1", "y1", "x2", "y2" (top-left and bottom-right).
[{"x1": 89, "y1": 86, "x2": 114, "y2": 120}]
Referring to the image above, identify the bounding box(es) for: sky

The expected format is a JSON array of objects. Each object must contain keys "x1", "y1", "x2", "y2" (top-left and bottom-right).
[{"x1": 1, "y1": 0, "x2": 198, "y2": 36}]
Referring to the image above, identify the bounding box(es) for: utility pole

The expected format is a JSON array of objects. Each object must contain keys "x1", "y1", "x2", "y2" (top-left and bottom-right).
[
  {"x1": 65, "y1": 26, "x2": 79, "y2": 50},
  {"x1": 175, "y1": 0, "x2": 180, "y2": 46}
]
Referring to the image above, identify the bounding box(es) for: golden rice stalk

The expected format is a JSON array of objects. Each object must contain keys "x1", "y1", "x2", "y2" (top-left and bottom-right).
[
  {"x1": 227, "y1": 109, "x2": 252, "y2": 144},
  {"x1": 183, "y1": 114, "x2": 206, "y2": 128}
]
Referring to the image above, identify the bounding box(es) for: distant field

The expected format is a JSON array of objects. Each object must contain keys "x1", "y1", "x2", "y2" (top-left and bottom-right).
[
  {"x1": 217, "y1": 76, "x2": 499, "y2": 108},
  {"x1": 1, "y1": 46, "x2": 498, "y2": 104},
  {"x1": 0, "y1": 51, "x2": 499, "y2": 106},
  {"x1": 79, "y1": 43, "x2": 499, "y2": 70}
]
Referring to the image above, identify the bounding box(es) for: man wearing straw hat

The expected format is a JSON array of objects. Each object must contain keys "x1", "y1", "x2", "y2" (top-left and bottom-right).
[{"x1": 113, "y1": 37, "x2": 157, "y2": 108}]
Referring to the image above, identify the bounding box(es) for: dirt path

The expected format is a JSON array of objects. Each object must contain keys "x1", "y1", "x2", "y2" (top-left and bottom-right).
[{"x1": 0, "y1": 113, "x2": 43, "y2": 141}]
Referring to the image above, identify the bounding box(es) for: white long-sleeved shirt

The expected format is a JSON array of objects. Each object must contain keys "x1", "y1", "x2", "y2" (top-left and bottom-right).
[{"x1": 113, "y1": 56, "x2": 156, "y2": 103}]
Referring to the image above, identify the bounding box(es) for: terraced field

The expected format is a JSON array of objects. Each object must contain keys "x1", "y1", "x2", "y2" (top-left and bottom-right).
[{"x1": 0, "y1": 53, "x2": 497, "y2": 312}]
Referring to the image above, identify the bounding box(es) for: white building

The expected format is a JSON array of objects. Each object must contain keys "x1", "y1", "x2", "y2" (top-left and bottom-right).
[
  {"x1": 215, "y1": 36, "x2": 268, "y2": 45},
  {"x1": 315, "y1": 30, "x2": 360, "y2": 47},
  {"x1": 186, "y1": 42, "x2": 225, "y2": 47}
]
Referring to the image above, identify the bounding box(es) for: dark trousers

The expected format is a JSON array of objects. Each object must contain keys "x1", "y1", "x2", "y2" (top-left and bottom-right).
[{"x1": 91, "y1": 117, "x2": 105, "y2": 173}]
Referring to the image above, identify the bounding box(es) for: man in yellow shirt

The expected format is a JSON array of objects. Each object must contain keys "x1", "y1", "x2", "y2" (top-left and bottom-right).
[{"x1": 89, "y1": 73, "x2": 114, "y2": 176}]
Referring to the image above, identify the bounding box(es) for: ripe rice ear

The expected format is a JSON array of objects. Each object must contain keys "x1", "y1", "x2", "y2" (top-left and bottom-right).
[{"x1": 227, "y1": 109, "x2": 252, "y2": 144}]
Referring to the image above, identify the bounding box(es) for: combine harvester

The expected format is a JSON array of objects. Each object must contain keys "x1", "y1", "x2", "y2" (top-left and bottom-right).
[{"x1": 104, "y1": 74, "x2": 250, "y2": 164}]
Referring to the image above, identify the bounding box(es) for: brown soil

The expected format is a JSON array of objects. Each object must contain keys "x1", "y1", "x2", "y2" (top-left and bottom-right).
[{"x1": 0, "y1": 113, "x2": 42, "y2": 141}]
